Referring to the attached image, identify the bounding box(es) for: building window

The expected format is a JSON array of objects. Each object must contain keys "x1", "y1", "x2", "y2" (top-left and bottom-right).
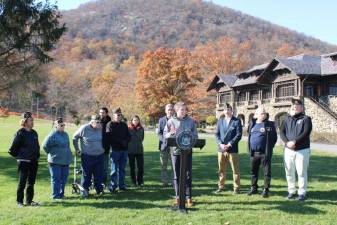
[
  {"x1": 250, "y1": 90, "x2": 259, "y2": 100},
  {"x1": 237, "y1": 91, "x2": 246, "y2": 102},
  {"x1": 219, "y1": 92, "x2": 231, "y2": 103},
  {"x1": 329, "y1": 85, "x2": 337, "y2": 95},
  {"x1": 276, "y1": 82, "x2": 295, "y2": 97},
  {"x1": 262, "y1": 88, "x2": 272, "y2": 99}
]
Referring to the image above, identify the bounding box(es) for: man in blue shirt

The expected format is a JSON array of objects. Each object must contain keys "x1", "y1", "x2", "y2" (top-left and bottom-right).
[{"x1": 247, "y1": 107, "x2": 277, "y2": 198}]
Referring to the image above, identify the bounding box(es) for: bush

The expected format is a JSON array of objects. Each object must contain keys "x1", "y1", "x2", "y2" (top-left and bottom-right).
[
  {"x1": 310, "y1": 132, "x2": 337, "y2": 144},
  {"x1": 206, "y1": 115, "x2": 217, "y2": 126},
  {"x1": 197, "y1": 128, "x2": 207, "y2": 133},
  {"x1": 73, "y1": 118, "x2": 81, "y2": 126}
]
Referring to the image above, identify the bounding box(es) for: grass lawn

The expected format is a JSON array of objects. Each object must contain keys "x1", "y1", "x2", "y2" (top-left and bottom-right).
[{"x1": 0, "y1": 116, "x2": 336, "y2": 225}]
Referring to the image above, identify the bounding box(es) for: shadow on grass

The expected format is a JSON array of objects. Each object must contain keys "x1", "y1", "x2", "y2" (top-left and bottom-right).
[{"x1": 1, "y1": 148, "x2": 336, "y2": 214}]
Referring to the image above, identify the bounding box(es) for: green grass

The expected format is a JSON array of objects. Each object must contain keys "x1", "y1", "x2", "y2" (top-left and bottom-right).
[{"x1": 0, "y1": 116, "x2": 336, "y2": 225}]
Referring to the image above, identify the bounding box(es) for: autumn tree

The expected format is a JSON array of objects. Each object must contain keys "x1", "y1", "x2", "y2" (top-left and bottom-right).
[
  {"x1": 136, "y1": 48, "x2": 202, "y2": 118},
  {"x1": 188, "y1": 37, "x2": 252, "y2": 118}
]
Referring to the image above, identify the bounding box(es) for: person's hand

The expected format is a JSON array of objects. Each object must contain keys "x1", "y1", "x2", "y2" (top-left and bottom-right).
[
  {"x1": 170, "y1": 127, "x2": 176, "y2": 135},
  {"x1": 286, "y1": 141, "x2": 296, "y2": 149},
  {"x1": 219, "y1": 144, "x2": 225, "y2": 150},
  {"x1": 223, "y1": 144, "x2": 231, "y2": 151}
]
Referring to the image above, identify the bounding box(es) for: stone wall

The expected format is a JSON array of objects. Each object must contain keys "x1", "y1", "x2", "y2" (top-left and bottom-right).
[
  {"x1": 214, "y1": 97, "x2": 337, "y2": 133},
  {"x1": 326, "y1": 96, "x2": 337, "y2": 113},
  {"x1": 304, "y1": 97, "x2": 337, "y2": 133}
]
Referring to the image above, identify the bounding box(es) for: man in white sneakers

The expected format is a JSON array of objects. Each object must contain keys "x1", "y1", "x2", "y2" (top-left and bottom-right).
[{"x1": 280, "y1": 99, "x2": 312, "y2": 201}]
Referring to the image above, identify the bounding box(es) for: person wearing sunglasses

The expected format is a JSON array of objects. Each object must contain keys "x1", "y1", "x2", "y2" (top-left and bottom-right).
[
  {"x1": 73, "y1": 115, "x2": 105, "y2": 198},
  {"x1": 43, "y1": 117, "x2": 73, "y2": 199},
  {"x1": 8, "y1": 112, "x2": 40, "y2": 207}
]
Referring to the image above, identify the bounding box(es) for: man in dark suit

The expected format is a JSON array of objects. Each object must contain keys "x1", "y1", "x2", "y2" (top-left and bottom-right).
[
  {"x1": 215, "y1": 103, "x2": 242, "y2": 194},
  {"x1": 156, "y1": 104, "x2": 174, "y2": 187},
  {"x1": 247, "y1": 107, "x2": 277, "y2": 198}
]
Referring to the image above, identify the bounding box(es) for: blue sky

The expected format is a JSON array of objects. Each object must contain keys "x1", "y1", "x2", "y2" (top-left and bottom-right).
[{"x1": 56, "y1": 0, "x2": 337, "y2": 45}]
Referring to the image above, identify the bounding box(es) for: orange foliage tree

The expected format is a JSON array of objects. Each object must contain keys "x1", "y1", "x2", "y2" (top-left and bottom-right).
[
  {"x1": 188, "y1": 37, "x2": 252, "y2": 118},
  {"x1": 136, "y1": 48, "x2": 202, "y2": 118}
]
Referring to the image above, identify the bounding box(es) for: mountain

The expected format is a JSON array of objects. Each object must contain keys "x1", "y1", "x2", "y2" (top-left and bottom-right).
[{"x1": 60, "y1": 0, "x2": 336, "y2": 64}]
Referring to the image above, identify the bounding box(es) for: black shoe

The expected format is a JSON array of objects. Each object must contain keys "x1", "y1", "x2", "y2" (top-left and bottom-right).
[
  {"x1": 286, "y1": 193, "x2": 296, "y2": 199},
  {"x1": 247, "y1": 189, "x2": 258, "y2": 196},
  {"x1": 17, "y1": 202, "x2": 24, "y2": 208},
  {"x1": 261, "y1": 189, "x2": 269, "y2": 198},
  {"x1": 298, "y1": 195, "x2": 305, "y2": 202},
  {"x1": 119, "y1": 187, "x2": 127, "y2": 192}
]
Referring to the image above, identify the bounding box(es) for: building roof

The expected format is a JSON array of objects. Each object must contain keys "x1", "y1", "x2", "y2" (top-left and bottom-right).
[
  {"x1": 209, "y1": 51, "x2": 337, "y2": 90},
  {"x1": 207, "y1": 74, "x2": 237, "y2": 92}
]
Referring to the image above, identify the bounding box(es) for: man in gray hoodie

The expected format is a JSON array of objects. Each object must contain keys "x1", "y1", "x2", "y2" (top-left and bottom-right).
[
  {"x1": 73, "y1": 115, "x2": 105, "y2": 197},
  {"x1": 164, "y1": 101, "x2": 198, "y2": 207}
]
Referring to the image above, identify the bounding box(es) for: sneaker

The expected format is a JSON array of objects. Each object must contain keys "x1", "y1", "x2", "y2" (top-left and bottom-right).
[
  {"x1": 17, "y1": 202, "x2": 24, "y2": 208},
  {"x1": 138, "y1": 183, "x2": 144, "y2": 187},
  {"x1": 298, "y1": 195, "x2": 306, "y2": 202},
  {"x1": 286, "y1": 193, "x2": 296, "y2": 199},
  {"x1": 27, "y1": 201, "x2": 39, "y2": 206},
  {"x1": 108, "y1": 186, "x2": 117, "y2": 194},
  {"x1": 261, "y1": 189, "x2": 269, "y2": 198},
  {"x1": 247, "y1": 188, "x2": 258, "y2": 196},
  {"x1": 96, "y1": 190, "x2": 105, "y2": 196},
  {"x1": 186, "y1": 198, "x2": 193, "y2": 207},
  {"x1": 82, "y1": 189, "x2": 89, "y2": 198},
  {"x1": 233, "y1": 189, "x2": 240, "y2": 195},
  {"x1": 215, "y1": 188, "x2": 224, "y2": 193}
]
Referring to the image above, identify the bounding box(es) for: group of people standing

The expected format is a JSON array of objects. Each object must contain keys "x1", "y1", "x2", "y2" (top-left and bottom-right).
[
  {"x1": 9, "y1": 108, "x2": 145, "y2": 206},
  {"x1": 8, "y1": 98, "x2": 312, "y2": 208},
  {"x1": 213, "y1": 99, "x2": 312, "y2": 202}
]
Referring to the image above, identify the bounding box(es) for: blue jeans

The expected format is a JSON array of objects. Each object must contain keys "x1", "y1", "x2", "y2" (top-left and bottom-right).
[
  {"x1": 103, "y1": 153, "x2": 110, "y2": 186},
  {"x1": 49, "y1": 164, "x2": 69, "y2": 199},
  {"x1": 81, "y1": 153, "x2": 104, "y2": 193},
  {"x1": 110, "y1": 151, "x2": 128, "y2": 189}
]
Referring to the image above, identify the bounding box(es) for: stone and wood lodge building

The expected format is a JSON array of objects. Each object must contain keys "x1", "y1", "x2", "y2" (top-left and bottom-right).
[{"x1": 207, "y1": 52, "x2": 337, "y2": 133}]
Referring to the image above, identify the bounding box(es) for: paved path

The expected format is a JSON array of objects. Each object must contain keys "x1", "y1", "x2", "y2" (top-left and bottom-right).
[{"x1": 198, "y1": 133, "x2": 337, "y2": 154}]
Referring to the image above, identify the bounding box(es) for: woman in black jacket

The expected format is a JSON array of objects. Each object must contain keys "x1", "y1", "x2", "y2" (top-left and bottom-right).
[{"x1": 8, "y1": 112, "x2": 40, "y2": 207}]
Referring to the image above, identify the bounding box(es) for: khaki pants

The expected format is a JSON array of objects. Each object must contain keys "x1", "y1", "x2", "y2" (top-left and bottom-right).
[{"x1": 218, "y1": 152, "x2": 240, "y2": 191}]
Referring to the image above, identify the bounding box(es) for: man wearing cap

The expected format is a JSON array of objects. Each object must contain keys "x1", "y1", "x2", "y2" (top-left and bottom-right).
[
  {"x1": 280, "y1": 99, "x2": 312, "y2": 201},
  {"x1": 247, "y1": 107, "x2": 277, "y2": 198},
  {"x1": 157, "y1": 103, "x2": 174, "y2": 187},
  {"x1": 73, "y1": 115, "x2": 105, "y2": 198},
  {"x1": 9, "y1": 112, "x2": 40, "y2": 207},
  {"x1": 215, "y1": 103, "x2": 242, "y2": 194},
  {"x1": 105, "y1": 108, "x2": 131, "y2": 192}
]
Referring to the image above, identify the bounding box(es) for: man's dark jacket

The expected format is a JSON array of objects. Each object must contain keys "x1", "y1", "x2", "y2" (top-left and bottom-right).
[
  {"x1": 247, "y1": 118, "x2": 277, "y2": 158},
  {"x1": 280, "y1": 112, "x2": 312, "y2": 150},
  {"x1": 215, "y1": 116, "x2": 242, "y2": 153}
]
